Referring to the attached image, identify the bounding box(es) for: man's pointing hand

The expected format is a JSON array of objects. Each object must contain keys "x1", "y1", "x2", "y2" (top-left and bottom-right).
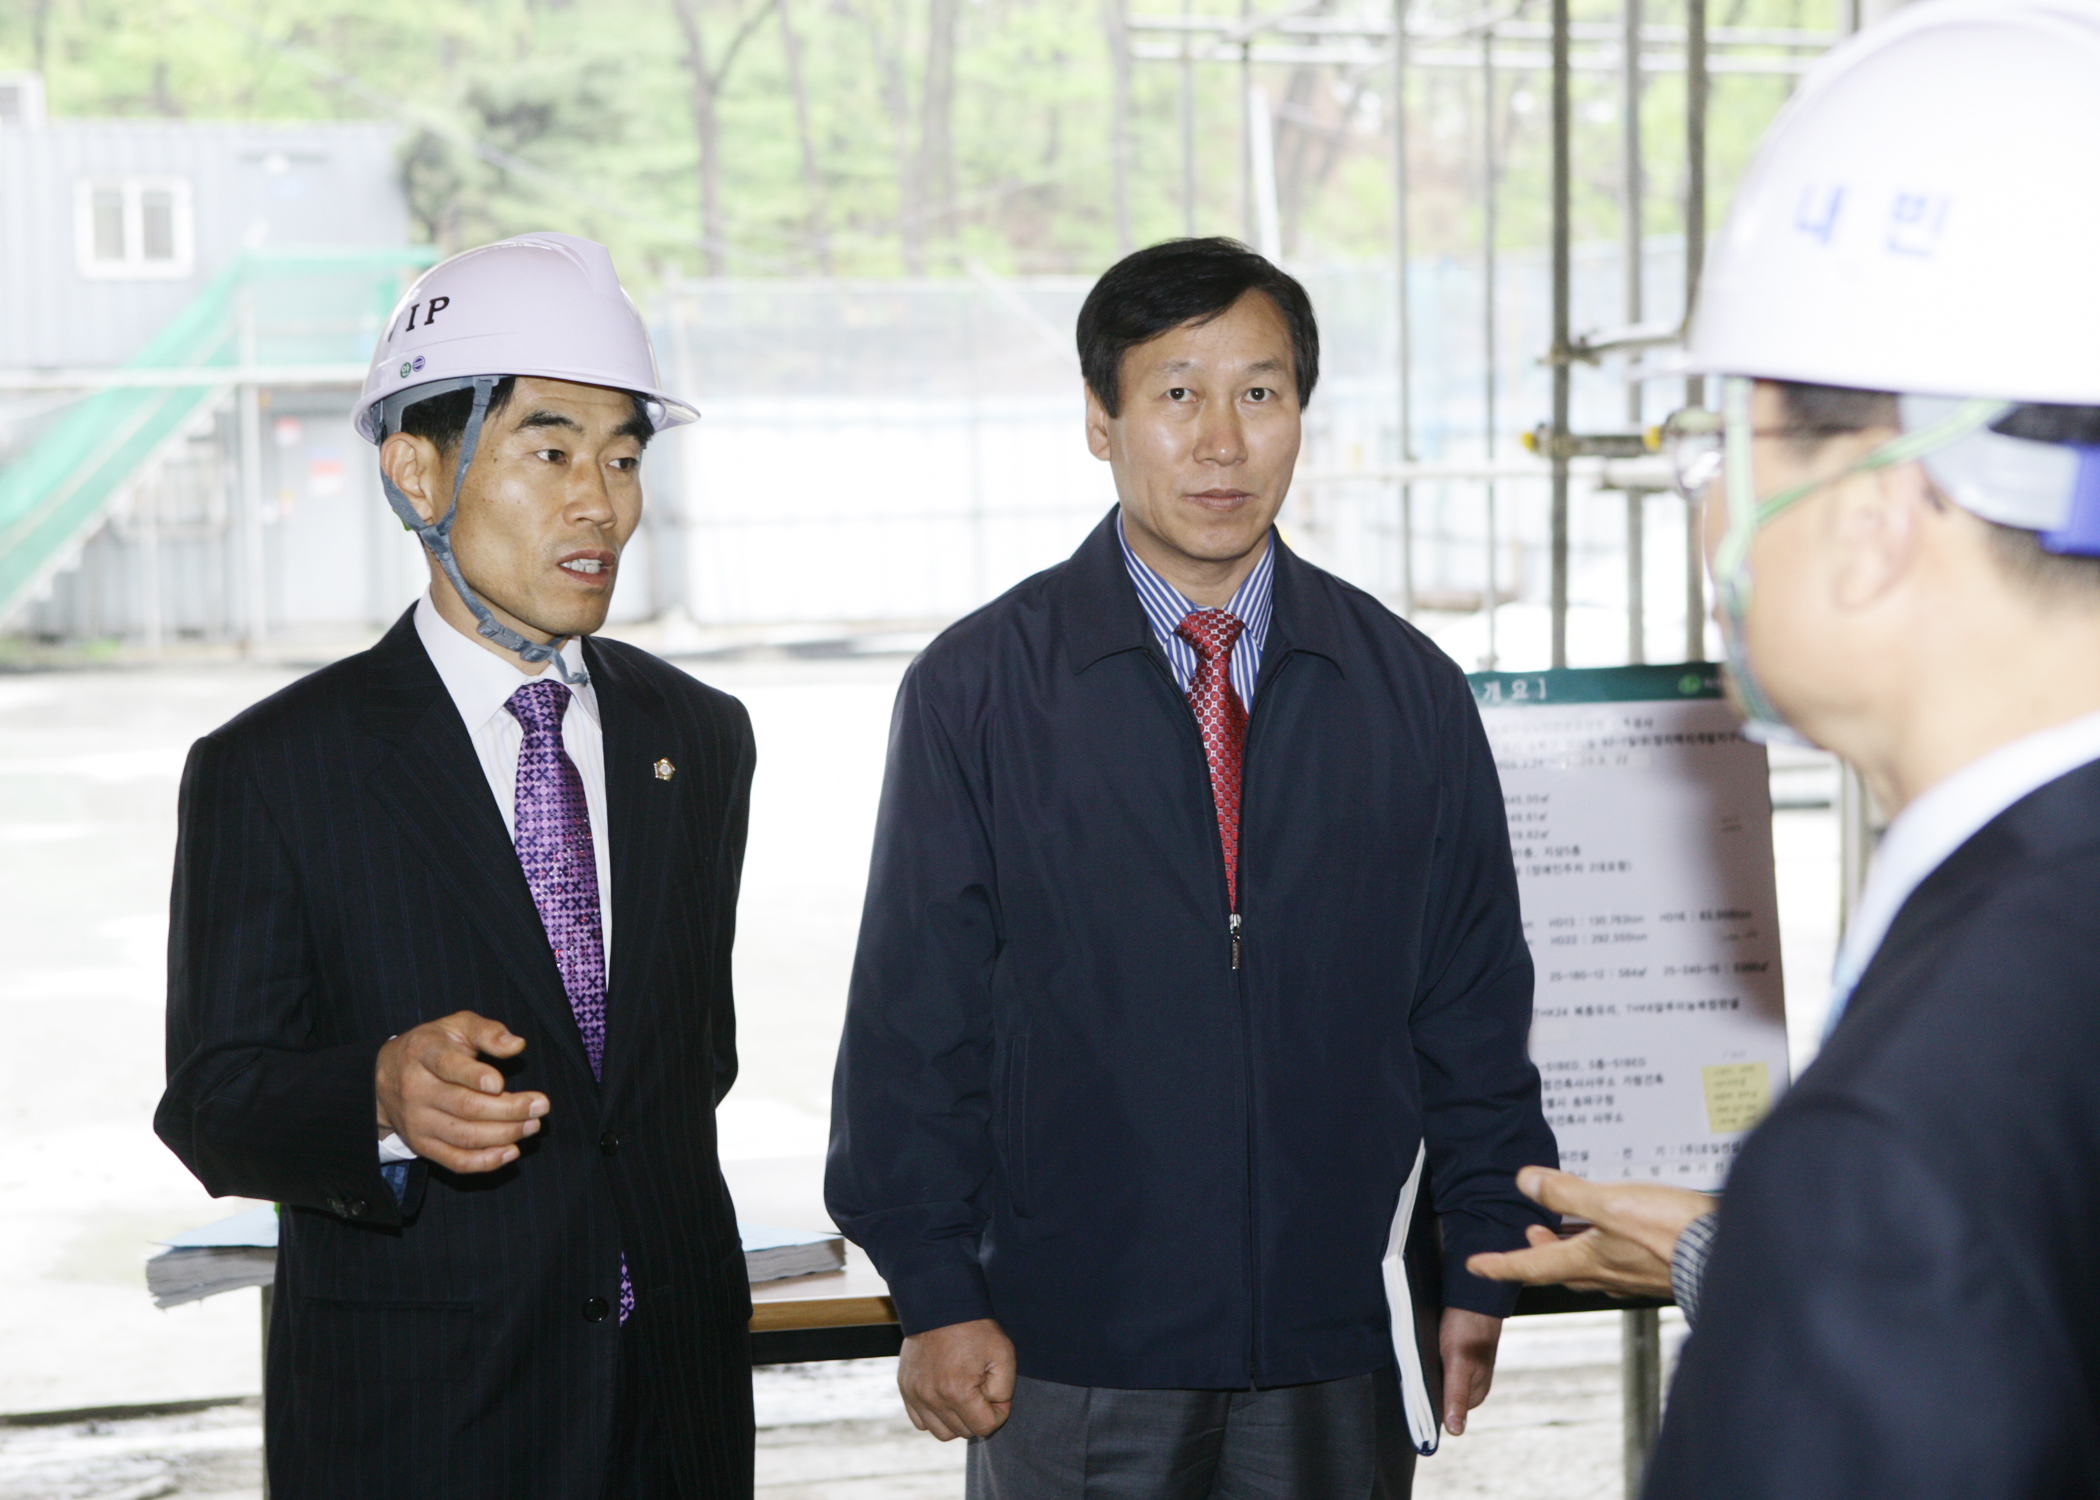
[{"x1": 375, "y1": 1011, "x2": 549, "y2": 1174}]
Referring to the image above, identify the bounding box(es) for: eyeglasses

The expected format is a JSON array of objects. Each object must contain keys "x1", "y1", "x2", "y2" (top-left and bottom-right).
[
  {"x1": 1657, "y1": 408, "x2": 1724, "y2": 502},
  {"x1": 1656, "y1": 407, "x2": 1886, "y2": 503}
]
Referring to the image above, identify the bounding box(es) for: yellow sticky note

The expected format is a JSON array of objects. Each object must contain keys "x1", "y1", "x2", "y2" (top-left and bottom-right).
[{"x1": 1701, "y1": 1061, "x2": 1772, "y2": 1134}]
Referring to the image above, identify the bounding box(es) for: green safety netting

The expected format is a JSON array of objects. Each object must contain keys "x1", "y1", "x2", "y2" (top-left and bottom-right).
[{"x1": 0, "y1": 245, "x2": 438, "y2": 622}]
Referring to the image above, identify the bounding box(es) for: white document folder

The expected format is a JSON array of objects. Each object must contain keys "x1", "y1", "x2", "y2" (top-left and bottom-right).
[{"x1": 1381, "y1": 1141, "x2": 1441, "y2": 1456}]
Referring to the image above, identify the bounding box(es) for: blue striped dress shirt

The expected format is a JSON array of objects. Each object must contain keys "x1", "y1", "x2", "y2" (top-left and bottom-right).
[{"x1": 1116, "y1": 514, "x2": 1276, "y2": 709}]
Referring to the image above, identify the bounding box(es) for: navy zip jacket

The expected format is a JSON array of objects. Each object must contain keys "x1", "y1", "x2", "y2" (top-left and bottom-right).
[{"x1": 827, "y1": 509, "x2": 1557, "y2": 1390}]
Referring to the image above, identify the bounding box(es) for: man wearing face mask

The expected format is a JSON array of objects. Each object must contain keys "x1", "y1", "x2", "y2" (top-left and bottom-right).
[
  {"x1": 155, "y1": 233, "x2": 756, "y2": 1498},
  {"x1": 1467, "y1": 4, "x2": 2100, "y2": 1494}
]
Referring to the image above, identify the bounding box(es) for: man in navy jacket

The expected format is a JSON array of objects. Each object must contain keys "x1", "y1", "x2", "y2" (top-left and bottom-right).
[{"x1": 828, "y1": 238, "x2": 1556, "y2": 1497}]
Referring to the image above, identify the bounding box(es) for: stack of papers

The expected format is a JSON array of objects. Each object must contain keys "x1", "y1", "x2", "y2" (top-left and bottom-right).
[
  {"x1": 741, "y1": 1224, "x2": 846, "y2": 1282},
  {"x1": 1381, "y1": 1143, "x2": 1444, "y2": 1456},
  {"x1": 146, "y1": 1205, "x2": 278, "y2": 1309},
  {"x1": 143, "y1": 1208, "x2": 845, "y2": 1304}
]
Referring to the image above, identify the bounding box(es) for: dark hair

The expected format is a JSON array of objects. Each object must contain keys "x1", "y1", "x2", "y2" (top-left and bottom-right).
[
  {"x1": 1076, "y1": 237, "x2": 1319, "y2": 418},
  {"x1": 399, "y1": 377, "x2": 656, "y2": 456},
  {"x1": 1776, "y1": 379, "x2": 2100, "y2": 599},
  {"x1": 1773, "y1": 380, "x2": 1899, "y2": 439},
  {"x1": 400, "y1": 377, "x2": 516, "y2": 456}
]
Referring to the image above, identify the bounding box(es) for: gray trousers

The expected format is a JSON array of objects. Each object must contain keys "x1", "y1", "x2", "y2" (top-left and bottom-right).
[{"x1": 965, "y1": 1370, "x2": 1417, "y2": 1500}]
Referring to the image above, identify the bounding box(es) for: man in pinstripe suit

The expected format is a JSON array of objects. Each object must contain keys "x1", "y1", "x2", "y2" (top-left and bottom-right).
[{"x1": 155, "y1": 236, "x2": 755, "y2": 1498}]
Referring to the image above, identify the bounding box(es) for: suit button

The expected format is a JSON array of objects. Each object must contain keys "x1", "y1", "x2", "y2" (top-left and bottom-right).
[
  {"x1": 345, "y1": 1198, "x2": 369, "y2": 1219},
  {"x1": 582, "y1": 1297, "x2": 610, "y2": 1323},
  {"x1": 599, "y1": 1130, "x2": 622, "y2": 1156},
  {"x1": 325, "y1": 1197, "x2": 345, "y2": 1216}
]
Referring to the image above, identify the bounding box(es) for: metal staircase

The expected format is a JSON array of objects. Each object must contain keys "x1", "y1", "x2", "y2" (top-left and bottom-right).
[{"x1": 0, "y1": 245, "x2": 438, "y2": 624}]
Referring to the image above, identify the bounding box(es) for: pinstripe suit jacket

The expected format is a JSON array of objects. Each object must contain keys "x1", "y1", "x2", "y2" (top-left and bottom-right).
[{"x1": 154, "y1": 610, "x2": 757, "y2": 1499}]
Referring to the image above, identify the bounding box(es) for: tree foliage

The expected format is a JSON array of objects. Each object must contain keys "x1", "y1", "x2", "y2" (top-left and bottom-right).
[{"x1": 0, "y1": 0, "x2": 1844, "y2": 284}]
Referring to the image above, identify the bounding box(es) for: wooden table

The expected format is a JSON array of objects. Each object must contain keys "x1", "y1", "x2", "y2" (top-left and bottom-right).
[
  {"x1": 725, "y1": 1155, "x2": 907, "y2": 1365},
  {"x1": 748, "y1": 1245, "x2": 905, "y2": 1365}
]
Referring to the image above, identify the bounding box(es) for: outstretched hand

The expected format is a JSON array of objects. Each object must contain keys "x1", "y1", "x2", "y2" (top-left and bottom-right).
[
  {"x1": 374, "y1": 1011, "x2": 549, "y2": 1174},
  {"x1": 1465, "y1": 1166, "x2": 1714, "y2": 1298}
]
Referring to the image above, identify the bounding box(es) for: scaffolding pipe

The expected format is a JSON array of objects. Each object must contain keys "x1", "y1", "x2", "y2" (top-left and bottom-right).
[
  {"x1": 1684, "y1": 0, "x2": 1709, "y2": 663},
  {"x1": 1623, "y1": 0, "x2": 1646, "y2": 665},
  {"x1": 1127, "y1": 15, "x2": 1840, "y2": 48},
  {"x1": 1623, "y1": 1305, "x2": 1665, "y2": 1498},
  {"x1": 1549, "y1": 0, "x2": 1572, "y2": 669},
  {"x1": 1249, "y1": 87, "x2": 1283, "y2": 259},
  {"x1": 1112, "y1": 0, "x2": 1135, "y2": 254},
  {"x1": 1483, "y1": 25, "x2": 1501, "y2": 668},
  {"x1": 1392, "y1": 0, "x2": 1416, "y2": 616},
  {"x1": 1181, "y1": 0, "x2": 1197, "y2": 234},
  {"x1": 139, "y1": 483, "x2": 162, "y2": 657},
  {"x1": 1241, "y1": 0, "x2": 1256, "y2": 244},
  {"x1": 1621, "y1": 4, "x2": 1644, "y2": 410},
  {"x1": 1839, "y1": 762, "x2": 1873, "y2": 929},
  {"x1": 1129, "y1": 41, "x2": 1822, "y2": 74},
  {"x1": 237, "y1": 293, "x2": 267, "y2": 653}
]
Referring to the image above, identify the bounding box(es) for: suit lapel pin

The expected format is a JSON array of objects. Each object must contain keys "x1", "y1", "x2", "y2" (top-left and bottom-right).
[{"x1": 654, "y1": 758, "x2": 676, "y2": 782}]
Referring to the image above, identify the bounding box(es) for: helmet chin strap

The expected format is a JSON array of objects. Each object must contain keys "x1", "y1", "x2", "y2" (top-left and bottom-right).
[{"x1": 379, "y1": 374, "x2": 591, "y2": 688}]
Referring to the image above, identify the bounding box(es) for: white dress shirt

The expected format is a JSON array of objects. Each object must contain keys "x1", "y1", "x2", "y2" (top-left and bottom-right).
[
  {"x1": 380, "y1": 592, "x2": 613, "y2": 1163},
  {"x1": 1823, "y1": 708, "x2": 2100, "y2": 1036}
]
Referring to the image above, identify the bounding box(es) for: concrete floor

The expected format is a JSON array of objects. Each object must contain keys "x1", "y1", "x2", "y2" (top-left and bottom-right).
[
  {"x1": 0, "y1": 1314, "x2": 1680, "y2": 1499},
  {"x1": 0, "y1": 643, "x2": 1831, "y2": 1494}
]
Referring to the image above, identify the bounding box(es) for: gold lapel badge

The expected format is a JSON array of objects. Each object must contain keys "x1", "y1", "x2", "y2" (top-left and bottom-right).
[{"x1": 654, "y1": 758, "x2": 676, "y2": 782}]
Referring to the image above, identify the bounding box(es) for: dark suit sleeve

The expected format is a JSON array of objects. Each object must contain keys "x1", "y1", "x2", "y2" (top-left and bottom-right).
[
  {"x1": 826, "y1": 660, "x2": 1001, "y2": 1335},
  {"x1": 1411, "y1": 669, "x2": 1558, "y2": 1315},
  {"x1": 1646, "y1": 1100, "x2": 2075, "y2": 1500},
  {"x1": 710, "y1": 700, "x2": 756, "y2": 1109},
  {"x1": 154, "y1": 733, "x2": 409, "y2": 1226}
]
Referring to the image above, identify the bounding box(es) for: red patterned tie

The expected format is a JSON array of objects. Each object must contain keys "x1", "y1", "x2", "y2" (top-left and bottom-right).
[{"x1": 1176, "y1": 609, "x2": 1249, "y2": 910}]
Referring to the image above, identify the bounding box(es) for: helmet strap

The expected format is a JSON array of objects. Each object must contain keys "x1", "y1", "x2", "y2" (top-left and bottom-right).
[{"x1": 379, "y1": 374, "x2": 591, "y2": 688}]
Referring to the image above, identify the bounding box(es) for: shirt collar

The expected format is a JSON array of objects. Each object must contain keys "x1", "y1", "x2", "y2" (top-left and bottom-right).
[
  {"x1": 413, "y1": 590, "x2": 599, "y2": 734},
  {"x1": 1115, "y1": 510, "x2": 1276, "y2": 649},
  {"x1": 1829, "y1": 707, "x2": 2100, "y2": 1025}
]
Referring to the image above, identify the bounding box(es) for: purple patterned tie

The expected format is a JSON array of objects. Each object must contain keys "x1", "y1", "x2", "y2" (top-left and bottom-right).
[{"x1": 507, "y1": 679, "x2": 632, "y2": 1322}]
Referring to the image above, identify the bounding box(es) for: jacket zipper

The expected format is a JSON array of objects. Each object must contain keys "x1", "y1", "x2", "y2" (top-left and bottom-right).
[
  {"x1": 1148, "y1": 640, "x2": 1292, "y2": 1389},
  {"x1": 1234, "y1": 649, "x2": 1292, "y2": 1388}
]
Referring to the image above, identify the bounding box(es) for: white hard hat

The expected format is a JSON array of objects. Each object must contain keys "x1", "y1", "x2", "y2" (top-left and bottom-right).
[
  {"x1": 352, "y1": 231, "x2": 696, "y2": 443},
  {"x1": 1685, "y1": 0, "x2": 2100, "y2": 407}
]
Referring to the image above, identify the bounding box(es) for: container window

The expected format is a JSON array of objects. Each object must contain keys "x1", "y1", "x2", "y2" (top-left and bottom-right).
[{"x1": 75, "y1": 177, "x2": 193, "y2": 279}]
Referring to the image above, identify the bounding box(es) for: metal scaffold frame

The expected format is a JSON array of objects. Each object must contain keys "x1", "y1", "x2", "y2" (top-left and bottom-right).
[{"x1": 1118, "y1": 1, "x2": 1833, "y2": 675}]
